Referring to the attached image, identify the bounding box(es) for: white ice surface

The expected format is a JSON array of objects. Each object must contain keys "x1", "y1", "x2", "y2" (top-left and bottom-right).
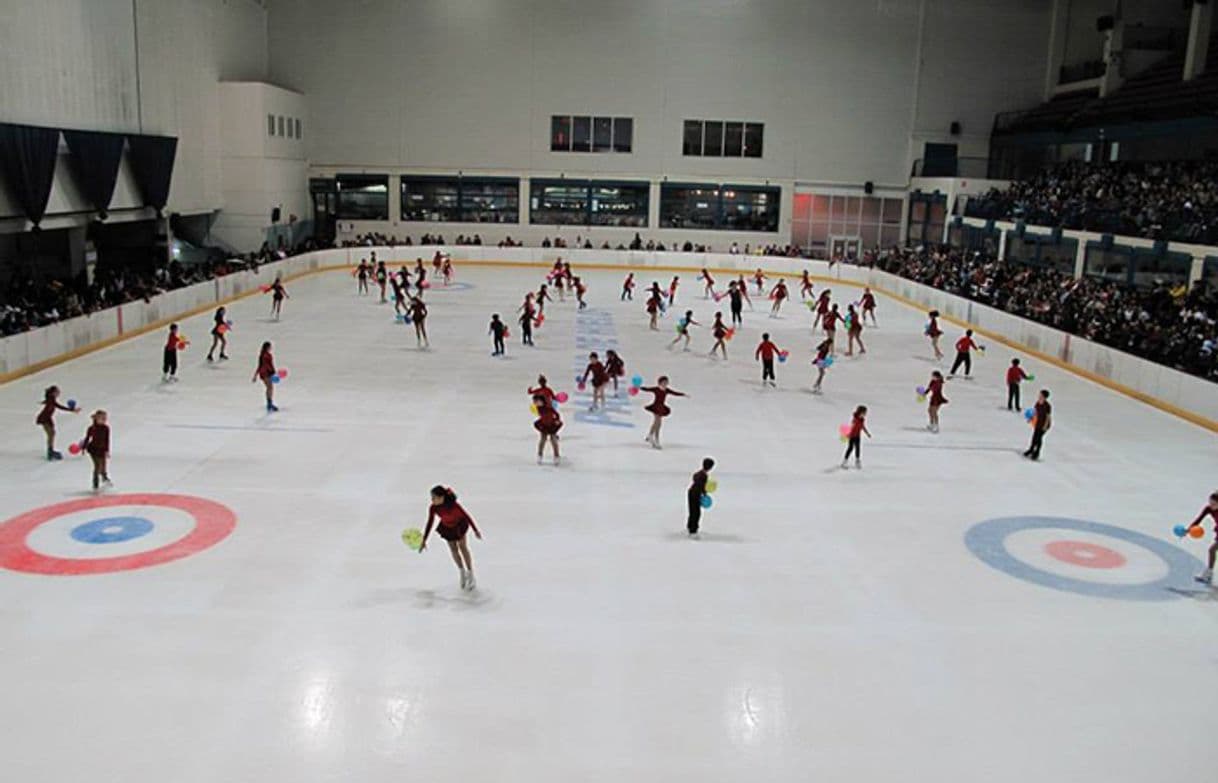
[{"x1": 1, "y1": 265, "x2": 1216, "y2": 782}]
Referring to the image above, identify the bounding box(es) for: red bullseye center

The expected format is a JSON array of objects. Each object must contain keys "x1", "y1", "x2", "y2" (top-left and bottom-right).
[{"x1": 1043, "y1": 540, "x2": 1126, "y2": 569}]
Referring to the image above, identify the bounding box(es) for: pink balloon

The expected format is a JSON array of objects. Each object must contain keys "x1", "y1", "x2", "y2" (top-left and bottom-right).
[
  {"x1": 68, "y1": 442, "x2": 82, "y2": 456},
  {"x1": 277, "y1": 368, "x2": 288, "y2": 379},
  {"x1": 556, "y1": 392, "x2": 569, "y2": 403}
]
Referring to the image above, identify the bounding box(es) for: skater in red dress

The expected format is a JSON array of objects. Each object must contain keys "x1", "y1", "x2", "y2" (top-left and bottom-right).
[
  {"x1": 621, "y1": 273, "x2": 635, "y2": 302},
  {"x1": 554, "y1": 261, "x2": 566, "y2": 301},
  {"x1": 646, "y1": 289, "x2": 663, "y2": 331},
  {"x1": 860, "y1": 287, "x2": 877, "y2": 326},
  {"x1": 1185, "y1": 491, "x2": 1218, "y2": 584},
  {"x1": 709, "y1": 312, "x2": 730, "y2": 359},
  {"x1": 755, "y1": 332, "x2": 781, "y2": 387},
  {"x1": 813, "y1": 289, "x2": 831, "y2": 329},
  {"x1": 432, "y1": 250, "x2": 443, "y2": 280},
  {"x1": 799, "y1": 270, "x2": 814, "y2": 300},
  {"x1": 391, "y1": 277, "x2": 407, "y2": 316},
  {"x1": 668, "y1": 276, "x2": 680, "y2": 305},
  {"x1": 844, "y1": 304, "x2": 866, "y2": 356},
  {"x1": 641, "y1": 376, "x2": 687, "y2": 449},
  {"x1": 533, "y1": 393, "x2": 563, "y2": 465},
  {"x1": 35, "y1": 385, "x2": 79, "y2": 460},
  {"x1": 812, "y1": 337, "x2": 833, "y2": 393},
  {"x1": 356, "y1": 259, "x2": 370, "y2": 295},
  {"x1": 269, "y1": 277, "x2": 289, "y2": 320},
  {"x1": 82, "y1": 409, "x2": 112, "y2": 491},
  {"x1": 580, "y1": 352, "x2": 610, "y2": 411},
  {"x1": 252, "y1": 341, "x2": 279, "y2": 412},
  {"x1": 206, "y1": 307, "x2": 230, "y2": 363},
  {"x1": 926, "y1": 310, "x2": 944, "y2": 359},
  {"x1": 605, "y1": 349, "x2": 626, "y2": 395},
  {"x1": 442, "y1": 255, "x2": 453, "y2": 285},
  {"x1": 737, "y1": 275, "x2": 754, "y2": 310},
  {"x1": 528, "y1": 375, "x2": 557, "y2": 408},
  {"x1": 574, "y1": 276, "x2": 588, "y2": 310},
  {"x1": 926, "y1": 370, "x2": 947, "y2": 432},
  {"x1": 700, "y1": 268, "x2": 715, "y2": 299},
  {"x1": 841, "y1": 405, "x2": 871, "y2": 469},
  {"x1": 769, "y1": 279, "x2": 789, "y2": 317},
  {"x1": 408, "y1": 295, "x2": 429, "y2": 347},
  {"x1": 375, "y1": 261, "x2": 388, "y2": 303},
  {"x1": 753, "y1": 268, "x2": 766, "y2": 294},
  {"x1": 419, "y1": 485, "x2": 483, "y2": 591},
  {"x1": 535, "y1": 283, "x2": 551, "y2": 315},
  {"x1": 822, "y1": 304, "x2": 841, "y2": 354}
]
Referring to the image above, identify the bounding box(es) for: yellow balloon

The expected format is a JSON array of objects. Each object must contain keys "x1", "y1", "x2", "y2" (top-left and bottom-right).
[
  {"x1": 530, "y1": 404, "x2": 539, "y2": 415},
  {"x1": 705, "y1": 479, "x2": 718, "y2": 494}
]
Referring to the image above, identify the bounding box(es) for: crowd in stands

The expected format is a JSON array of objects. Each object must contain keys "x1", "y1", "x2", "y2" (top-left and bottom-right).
[
  {"x1": 877, "y1": 245, "x2": 1218, "y2": 381},
  {"x1": 965, "y1": 160, "x2": 1218, "y2": 244}
]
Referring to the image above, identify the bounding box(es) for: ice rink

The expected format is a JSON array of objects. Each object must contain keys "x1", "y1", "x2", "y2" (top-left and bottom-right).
[{"x1": 1, "y1": 263, "x2": 1216, "y2": 782}]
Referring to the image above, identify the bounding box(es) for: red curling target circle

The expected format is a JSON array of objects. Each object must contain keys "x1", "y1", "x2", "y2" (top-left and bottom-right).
[{"x1": 0, "y1": 494, "x2": 236, "y2": 575}]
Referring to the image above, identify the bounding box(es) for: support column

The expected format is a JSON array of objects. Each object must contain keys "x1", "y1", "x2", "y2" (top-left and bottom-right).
[
  {"x1": 1044, "y1": 0, "x2": 1071, "y2": 100},
  {"x1": 1099, "y1": 19, "x2": 1125, "y2": 97},
  {"x1": 1073, "y1": 238, "x2": 1087, "y2": 279},
  {"x1": 1184, "y1": 0, "x2": 1213, "y2": 81}
]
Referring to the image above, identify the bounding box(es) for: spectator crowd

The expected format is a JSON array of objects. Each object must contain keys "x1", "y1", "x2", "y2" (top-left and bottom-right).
[
  {"x1": 965, "y1": 160, "x2": 1218, "y2": 244},
  {"x1": 877, "y1": 245, "x2": 1218, "y2": 381}
]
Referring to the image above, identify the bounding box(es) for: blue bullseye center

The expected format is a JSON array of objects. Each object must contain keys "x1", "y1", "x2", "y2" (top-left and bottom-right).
[{"x1": 70, "y1": 516, "x2": 154, "y2": 544}]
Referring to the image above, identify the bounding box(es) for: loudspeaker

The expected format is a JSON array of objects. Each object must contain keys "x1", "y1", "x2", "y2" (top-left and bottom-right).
[
  {"x1": 271, "y1": 206, "x2": 281, "y2": 223},
  {"x1": 1014, "y1": 220, "x2": 1026, "y2": 237},
  {"x1": 1097, "y1": 15, "x2": 1114, "y2": 32},
  {"x1": 1051, "y1": 226, "x2": 1063, "y2": 243},
  {"x1": 949, "y1": 121, "x2": 961, "y2": 136},
  {"x1": 864, "y1": 181, "x2": 874, "y2": 195},
  {"x1": 1099, "y1": 233, "x2": 1114, "y2": 249}
]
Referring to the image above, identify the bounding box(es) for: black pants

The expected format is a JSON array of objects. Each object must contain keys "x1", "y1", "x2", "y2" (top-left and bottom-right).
[
  {"x1": 687, "y1": 491, "x2": 702, "y2": 534},
  {"x1": 621, "y1": 289, "x2": 632, "y2": 301},
  {"x1": 1007, "y1": 383, "x2": 1021, "y2": 411},
  {"x1": 762, "y1": 358, "x2": 775, "y2": 382},
  {"x1": 493, "y1": 335, "x2": 505, "y2": 355},
  {"x1": 950, "y1": 351, "x2": 971, "y2": 376},
  {"x1": 1026, "y1": 428, "x2": 1046, "y2": 459},
  {"x1": 844, "y1": 436, "x2": 861, "y2": 461},
  {"x1": 731, "y1": 306, "x2": 742, "y2": 326},
  {"x1": 163, "y1": 348, "x2": 177, "y2": 376},
  {"x1": 521, "y1": 322, "x2": 533, "y2": 345}
]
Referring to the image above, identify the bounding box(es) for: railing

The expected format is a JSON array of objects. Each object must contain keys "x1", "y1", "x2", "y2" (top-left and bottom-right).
[{"x1": 909, "y1": 157, "x2": 991, "y2": 178}]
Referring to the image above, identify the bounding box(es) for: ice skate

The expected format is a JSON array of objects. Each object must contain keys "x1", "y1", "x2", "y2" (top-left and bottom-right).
[{"x1": 1195, "y1": 569, "x2": 1212, "y2": 585}]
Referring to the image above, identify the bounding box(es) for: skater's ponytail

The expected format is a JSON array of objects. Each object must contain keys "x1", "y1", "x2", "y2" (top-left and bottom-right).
[{"x1": 430, "y1": 485, "x2": 457, "y2": 506}]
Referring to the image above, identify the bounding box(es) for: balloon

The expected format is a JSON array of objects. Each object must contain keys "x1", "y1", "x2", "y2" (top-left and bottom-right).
[
  {"x1": 705, "y1": 480, "x2": 718, "y2": 494},
  {"x1": 67, "y1": 399, "x2": 77, "y2": 410},
  {"x1": 270, "y1": 374, "x2": 281, "y2": 384},
  {"x1": 823, "y1": 357, "x2": 834, "y2": 367},
  {"x1": 675, "y1": 324, "x2": 683, "y2": 334},
  {"x1": 401, "y1": 528, "x2": 424, "y2": 551},
  {"x1": 700, "y1": 494, "x2": 713, "y2": 509},
  {"x1": 260, "y1": 285, "x2": 271, "y2": 293},
  {"x1": 577, "y1": 382, "x2": 586, "y2": 392},
  {"x1": 277, "y1": 368, "x2": 288, "y2": 379},
  {"x1": 1189, "y1": 525, "x2": 1205, "y2": 539},
  {"x1": 420, "y1": 281, "x2": 431, "y2": 289},
  {"x1": 631, "y1": 374, "x2": 643, "y2": 387},
  {"x1": 1026, "y1": 374, "x2": 1036, "y2": 381},
  {"x1": 839, "y1": 423, "x2": 852, "y2": 437},
  {"x1": 556, "y1": 392, "x2": 569, "y2": 403},
  {"x1": 402, "y1": 314, "x2": 412, "y2": 324},
  {"x1": 915, "y1": 386, "x2": 927, "y2": 396},
  {"x1": 1173, "y1": 525, "x2": 1188, "y2": 538},
  {"x1": 536, "y1": 314, "x2": 545, "y2": 324},
  {"x1": 530, "y1": 404, "x2": 539, "y2": 415},
  {"x1": 778, "y1": 353, "x2": 787, "y2": 363},
  {"x1": 1024, "y1": 408, "x2": 1035, "y2": 422},
  {"x1": 68, "y1": 442, "x2": 82, "y2": 456},
  {"x1": 628, "y1": 386, "x2": 639, "y2": 396}
]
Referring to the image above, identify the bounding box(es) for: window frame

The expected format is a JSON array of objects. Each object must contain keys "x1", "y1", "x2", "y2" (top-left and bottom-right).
[{"x1": 335, "y1": 173, "x2": 390, "y2": 221}]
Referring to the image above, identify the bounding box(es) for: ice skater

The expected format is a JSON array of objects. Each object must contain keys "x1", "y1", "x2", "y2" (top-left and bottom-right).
[
  {"x1": 489, "y1": 314, "x2": 507, "y2": 356},
  {"x1": 949, "y1": 329, "x2": 981, "y2": 378},
  {"x1": 755, "y1": 332, "x2": 781, "y2": 387},
  {"x1": 207, "y1": 307, "x2": 230, "y2": 362},
  {"x1": 844, "y1": 304, "x2": 865, "y2": 356},
  {"x1": 1022, "y1": 389, "x2": 1052, "y2": 461},
  {"x1": 252, "y1": 341, "x2": 279, "y2": 412},
  {"x1": 822, "y1": 303, "x2": 841, "y2": 354},
  {"x1": 82, "y1": 409, "x2": 112, "y2": 491},
  {"x1": 669, "y1": 310, "x2": 699, "y2": 351},
  {"x1": 375, "y1": 261, "x2": 388, "y2": 303},
  {"x1": 709, "y1": 312, "x2": 730, "y2": 359},
  {"x1": 269, "y1": 277, "x2": 288, "y2": 320},
  {"x1": 580, "y1": 352, "x2": 610, "y2": 411},
  {"x1": 812, "y1": 337, "x2": 833, "y2": 394},
  {"x1": 1185, "y1": 491, "x2": 1218, "y2": 585},
  {"x1": 356, "y1": 259, "x2": 370, "y2": 295},
  {"x1": 574, "y1": 276, "x2": 588, "y2": 310},
  {"x1": 408, "y1": 295, "x2": 429, "y2": 348},
  {"x1": 752, "y1": 268, "x2": 766, "y2": 294},
  {"x1": 668, "y1": 275, "x2": 680, "y2": 305},
  {"x1": 622, "y1": 273, "x2": 635, "y2": 301},
  {"x1": 419, "y1": 485, "x2": 483, "y2": 592},
  {"x1": 1006, "y1": 358, "x2": 1028, "y2": 411},
  {"x1": 926, "y1": 310, "x2": 943, "y2": 360},
  {"x1": 799, "y1": 269, "x2": 814, "y2": 299},
  {"x1": 35, "y1": 385, "x2": 79, "y2": 460},
  {"x1": 414, "y1": 258, "x2": 428, "y2": 294},
  {"x1": 442, "y1": 255, "x2": 454, "y2": 285},
  {"x1": 926, "y1": 370, "x2": 947, "y2": 433},
  {"x1": 726, "y1": 281, "x2": 744, "y2": 328},
  {"x1": 642, "y1": 376, "x2": 687, "y2": 449},
  {"x1": 737, "y1": 275, "x2": 754, "y2": 310},
  {"x1": 646, "y1": 289, "x2": 663, "y2": 330},
  {"x1": 162, "y1": 323, "x2": 185, "y2": 382},
  {"x1": 841, "y1": 404, "x2": 871, "y2": 469},
  {"x1": 861, "y1": 287, "x2": 877, "y2": 326},
  {"x1": 528, "y1": 374, "x2": 557, "y2": 408},
  {"x1": 686, "y1": 457, "x2": 715, "y2": 538},
  {"x1": 391, "y1": 277, "x2": 407, "y2": 316},
  {"x1": 812, "y1": 289, "x2": 831, "y2": 329},
  {"x1": 605, "y1": 349, "x2": 625, "y2": 395},
  {"x1": 769, "y1": 279, "x2": 789, "y2": 317},
  {"x1": 535, "y1": 282, "x2": 551, "y2": 315},
  {"x1": 533, "y1": 393, "x2": 562, "y2": 465},
  {"x1": 700, "y1": 268, "x2": 716, "y2": 299}
]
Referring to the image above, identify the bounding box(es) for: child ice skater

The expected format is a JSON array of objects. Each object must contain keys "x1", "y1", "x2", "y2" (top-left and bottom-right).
[
  {"x1": 737, "y1": 275, "x2": 754, "y2": 310},
  {"x1": 574, "y1": 276, "x2": 588, "y2": 310},
  {"x1": 442, "y1": 255, "x2": 453, "y2": 285},
  {"x1": 1006, "y1": 358, "x2": 1028, "y2": 411},
  {"x1": 926, "y1": 310, "x2": 943, "y2": 360},
  {"x1": 700, "y1": 268, "x2": 715, "y2": 299},
  {"x1": 799, "y1": 270, "x2": 814, "y2": 299},
  {"x1": 622, "y1": 273, "x2": 635, "y2": 301},
  {"x1": 528, "y1": 375, "x2": 556, "y2": 407},
  {"x1": 642, "y1": 376, "x2": 687, "y2": 449},
  {"x1": 1185, "y1": 491, "x2": 1218, "y2": 584},
  {"x1": 270, "y1": 277, "x2": 288, "y2": 319},
  {"x1": 769, "y1": 279, "x2": 789, "y2": 317},
  {"x1": 756, "y1": 332, "x2": 781, "y2": 387},
  {"x1": 822, "y1": 304, "x2": 841, "y2": 354},
  {"x1": 668, "y1": 276, "x2": 680, "y2": 305},
  {"x1": 581, "y1": 352, "x2": 610, "y2": 411},
  {"x1": 409, "y1": 295, "x2": 429, "y2": 348},
  {"x1": 709, "y1": 312, "x2": 730, "y2": 359},
  {"x1": 753, "y1": 268, "x2": 766, "y2": 294},
  {"x1": 419, "y1": 485, "x2": 483, "y2": 592},
  {"x1": 845, "y1": 304, "x2": 865, "y2": 356},
  {"x1": 727, "y1": 281, "x2": 745, "y2": 328},
  {"x1": 375, "y1": 261, "x2": 388, "y2": 303},
  {"x1": 1022, "y1": 389, "x2": 1052, "y2": 461},
  {"x1": 926, "y1": 370, "x2": 947, "y2": 433},
  {"x1": 207, "y1": 307, "x2": 229, "y2": 362},
  {"x1": 162, "y1": 323, "x2": 184, "y2": 382},
  {"x1": 357, "y1": 259, "x2": 370, "y2": 295},
  {"x1": 35, "y1": 385, "x2": 79, "y2": 460},
  {"x1": 841, "y1": 404, "x2": 871, "y2": 469},
  {"x1": 82, "y1": 409, "x2": 112, "y2": 491},
  {"x1": 533, "y1": 393, "x2": 562, "y2": 465},
  {"x1": 536, "y1": 283, "x2": 551, "y2": 315},
  {"x1": 687, "y1": 457, "x2": 715, "y2": 538},
  {"x1": 812, "y1": 337, "x2": 833, "y2": 393},
  {"x1": 949, "y1": 329, "x2": 981, "y2": 378},
  {"x1": 252, "y1": 341, "x2": 279, "y2": 412},
  {"x1": 647, "y1": 290, "x2": 663, "y2": 330},
  {"x1": 489, "y1": 314, "x2": 507, "y2": 356},
  {"x1": 861, "y1": 287, "x2": 877, "y2": 326},
  {"x1": 518, "y1": 294, "x2": 536, "y2": 347},
  {"x1": 605, "y1": 349, "x2": 625, "y2": 395},
  {"x1": 813, "y1": 289, "x2": 831, "y2": 329},
  {"x1": 669, "y1": 310, "x2": 698, "y2": 351}
]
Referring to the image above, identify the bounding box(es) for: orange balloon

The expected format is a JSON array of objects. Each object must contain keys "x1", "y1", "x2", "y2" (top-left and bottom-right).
[{"x1": 1189, "y1": 525, "x2": 1206, "y2": 539}]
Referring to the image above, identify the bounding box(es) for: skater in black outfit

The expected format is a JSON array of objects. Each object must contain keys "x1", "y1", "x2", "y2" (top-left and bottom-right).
[
  {"x1": 687, "y1": 457, "x2": 715, "y2": 538},
  {"x1": 489, "y1": 314, "x2": 507, "y2": 356},
  {"x1": 1023, "y1": 389, "x2": 1052, "y2": 460}
]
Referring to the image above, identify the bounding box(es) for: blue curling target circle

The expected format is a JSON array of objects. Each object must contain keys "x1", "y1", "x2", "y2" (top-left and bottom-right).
[
  {"x1": 70, "y1": 516, "x2": 155, "y2": 544},
  {"x1": 964, "y1": 516, "x2": 1202, "y2": 601}
]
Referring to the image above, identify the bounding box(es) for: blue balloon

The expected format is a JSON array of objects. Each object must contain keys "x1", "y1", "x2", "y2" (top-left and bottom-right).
[
  {"x1": 1173, "y1": 525, "x2": 1188, "y2": 538},
  {"x1": 394, "y1": 314, "x2": 404, "y2": 322},
  {"x1": 225, "y1": 320, "x2": 234, "y2": 327},
  {"x1": 67, "y1": 399, "x2": 77, "y2": 409},
  {"x1": 700, "y1": 493, "x2": 713, "y2": 509},
  {"x1": 1024, "y1": 408, "x2": 1035, "y2": 421},
  {"x1": 270, "y1": 374, "x2": 281, "y2": 384},
  {"x1": 631, "y1": 374, "x2": 644, "y2": 387},
  {"x1": 778, "y1": 353, "x2": 788, "y2": 363},
  {"x1": 823, "y1": 357, "x2": 834, "y2": 367}
]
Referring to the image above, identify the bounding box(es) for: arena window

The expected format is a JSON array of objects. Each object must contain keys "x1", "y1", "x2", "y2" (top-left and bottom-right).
[
  {"x1": 683, "y1": 120, "x2": 764, "y2": 157},
  {"x1": 551, "y1": 116, "x2": 633, "y2": 153},
  {"x1": 589, "y1": 181, "x2": 649, "y2": 227},
  {"x1": 335, "y1": 174, "x2": 389, "y2": 220}
]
